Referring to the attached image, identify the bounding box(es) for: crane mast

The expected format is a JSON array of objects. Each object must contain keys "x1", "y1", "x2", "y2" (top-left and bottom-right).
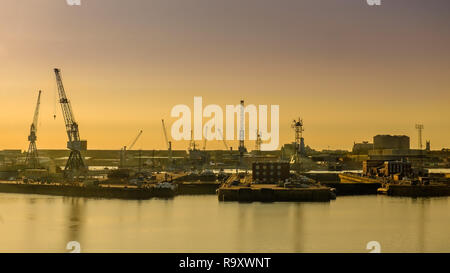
[
  {"x1": 238, "y1": 100, "x2": 247, "y2": 166},
  {"x1": 54, "y1": 68, "x2": 87, "y2": 179},
  {"x1": 161, "y1": 119, "x2": 172, "y2": 163},
  {"x1": 203, "y1": 126, "x2": 208, "y2": 151},
  {"x1": 25, "y1": 90, "x2": 42, "y2": 169},
  {"x1": 255, "y1": 130, "x2": 262, "y2": 152}
]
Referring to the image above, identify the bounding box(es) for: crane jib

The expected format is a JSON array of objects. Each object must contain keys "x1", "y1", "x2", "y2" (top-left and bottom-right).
[{"x1": 54, "y1": 68, "x2": 87, "y2": 152}]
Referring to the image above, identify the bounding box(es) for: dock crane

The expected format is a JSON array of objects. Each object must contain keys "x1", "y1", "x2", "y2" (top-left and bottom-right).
[
  {"x1": 238, "y1": 100, "x2": 247, "y2": 166},
  {"x1": 189, "y1": 130, "x2": 197, "y2": 151},
  {"x1": 203, "y1": 126, "x2": 208, "y2": 151},
  {"x1": 255, "y1": 130, "x2": 262, "y2": 152},
  {"x1": 161, "y1": 119, "x2": 172, "y2": 164},
  {"x1": 54, "y1": 68, "x2": 87, "y2": 179},
  {"x1": 25, "y1": 90, "x2": 42, "y2": 169},
  {"x1": 120, "y1": 130, "x2": 143, "y2": 168}
]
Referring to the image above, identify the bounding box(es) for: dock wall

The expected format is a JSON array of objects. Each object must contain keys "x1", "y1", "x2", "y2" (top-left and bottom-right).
[
  {"x1": 217, "y1": 186, "x2": 332, "y2": 202},
  {"x1": 386, "y1": 184, "x2": 450, "y2": 197},
  {"x1": 176, "y1": 182, "x2": 221, "y2": 195},
  {"x1": 0, "y1": 182, "x2": 175, "y2": 199}
]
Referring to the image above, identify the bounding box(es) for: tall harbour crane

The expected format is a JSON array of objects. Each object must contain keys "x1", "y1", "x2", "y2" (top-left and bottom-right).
[
  {"x1": 189, "y1": 130, "x2": 197, "y2": 151},
  {"x1": 290, "y1": 117, "x2": 305, "y2": 172},
  {"x1": 238, "y1": 100, "x2": 247, "y2": 154},
  {"x1": 203, "y1": 126, "x2": 208, "y2": 151},
  {"x1": 292, "y1": 118, "x2": 305, "y2": 157},
  {"x1": 238, "y1": 100, "x2": 247, "y2": 166},
  {"x1": 25, "y1": 90, "x2": 42, "y2": 169},
  {"x1": 54, "y1": 68, "x2": 87, "y2": 179},
  {"x1": 161, "y1": 119, "x2": 172, "y2": 163}
]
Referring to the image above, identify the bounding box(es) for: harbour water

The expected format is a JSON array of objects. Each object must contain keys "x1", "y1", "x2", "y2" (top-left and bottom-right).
[{"x1": 0, "y1": 193, "x2": 448, "y2": 253}]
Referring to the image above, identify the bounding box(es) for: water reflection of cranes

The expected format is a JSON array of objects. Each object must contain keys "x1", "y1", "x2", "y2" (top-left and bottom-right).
[
  {"x1": 234, "y1": 203, "x2": 306, "y2": 252},
  {"x1": 63, "y1": 197, "x2": 86, "y2": 247}
]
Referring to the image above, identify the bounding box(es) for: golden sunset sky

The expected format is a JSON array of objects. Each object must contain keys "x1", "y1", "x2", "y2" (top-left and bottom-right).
[{"x1": 0, "y1": 0, "x2": 449, "y2": 151}]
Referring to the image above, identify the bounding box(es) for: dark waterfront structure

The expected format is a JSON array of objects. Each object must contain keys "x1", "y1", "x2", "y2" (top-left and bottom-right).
[
  {"x1": 373, "y1": 135, "x2": 410, "y2": 150},
  {"x1": 363, "y1": 160, "x2": 412, "y2": 177},
  {"x1": 352, "y1": 141, "x2": 373, "y2": 155}
]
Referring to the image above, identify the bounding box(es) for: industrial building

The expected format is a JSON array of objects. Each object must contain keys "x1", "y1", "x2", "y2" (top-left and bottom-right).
[
  {"x1": 373, "y1": 135, "x2": 410, "y2": 150},
  {"x1": 352, "y1": 141, "x2": 374, "y2": 155},
  {"x1": 252, "y1": 162, "x2": 290, "y2": 184}
]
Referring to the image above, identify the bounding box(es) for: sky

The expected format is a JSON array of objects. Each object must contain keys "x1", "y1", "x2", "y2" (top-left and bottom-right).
[{"x1": 0, "y1": 0, "x2": 449, "y2": 151}]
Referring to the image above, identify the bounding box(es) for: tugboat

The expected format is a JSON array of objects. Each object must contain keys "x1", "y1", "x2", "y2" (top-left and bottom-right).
[{"x1": 155, "y1": 181, "x2": 178, "y2": 191}]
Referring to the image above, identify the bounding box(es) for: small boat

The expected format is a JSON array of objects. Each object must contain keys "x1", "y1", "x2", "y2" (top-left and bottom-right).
[{"x1": 155, "y1": 181, "x2": 178, "y2": 191}]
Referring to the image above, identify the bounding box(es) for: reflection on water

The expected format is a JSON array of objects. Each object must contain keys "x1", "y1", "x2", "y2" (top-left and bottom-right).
[
  {"x1": 63, "y1": 197, "x2": 85, "y2": 245},
  {"x1": 0, "y1": 194, "x2": 448, "y2": 253}
]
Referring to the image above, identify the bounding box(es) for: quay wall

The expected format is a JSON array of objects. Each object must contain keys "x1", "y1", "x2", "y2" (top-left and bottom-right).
[
  {"x1": 0, "y1": 182, "x2": 174, "y2": 199},
  {"x1": 217, "y1": 186, "x2": 332, "y2": 202}
]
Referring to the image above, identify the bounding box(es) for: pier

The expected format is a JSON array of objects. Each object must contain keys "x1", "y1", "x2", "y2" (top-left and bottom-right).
[
  {"x1": 378, "y1": 184, "x2": 450, "y2": 197},
  {"x1": 217, "y1": 174, "x2": 334, "y2": 202}
]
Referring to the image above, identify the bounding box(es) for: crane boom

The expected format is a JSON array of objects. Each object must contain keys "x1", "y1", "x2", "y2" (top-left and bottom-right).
[
  {"x1": 31, "y1": 90, "x2": 42, "y2": 135},
  {"x1": 162, "y1": 119, "x2": 169, "y2": 149},
  {"x1": 128, "y1": 130, "x2": 143, "y2": 150},
  {"x1": 161, "y1": 119, "x2": 173, "y2": 164},
  {"x1": 54, "y1": 68, "x2": 81, "y2": 145}
]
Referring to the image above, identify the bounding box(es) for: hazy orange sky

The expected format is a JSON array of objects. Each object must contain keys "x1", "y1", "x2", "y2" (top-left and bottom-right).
[{"x1": 1, "y1": 0, "x2": 449, "y2": 151}]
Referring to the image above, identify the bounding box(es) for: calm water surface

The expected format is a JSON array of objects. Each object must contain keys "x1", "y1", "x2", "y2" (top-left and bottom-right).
[{"x1": 0, "y1": 193, "x2": 448, "y2": 253}]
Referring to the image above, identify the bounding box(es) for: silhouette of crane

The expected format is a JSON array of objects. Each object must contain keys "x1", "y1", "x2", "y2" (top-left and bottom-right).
[
  {"x1": 54, "y1": 68, "x2": 87, "y2": 179},
  {"x1": 162, "y1": 119, "x2": 172, "y2": 164},
  {"x1": 25, "y1": 90, "x2": 42, "y2": 169}
]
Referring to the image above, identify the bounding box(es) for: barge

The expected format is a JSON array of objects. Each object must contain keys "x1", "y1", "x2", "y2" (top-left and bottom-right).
[{"x1": 217, "y1": 184, "x2": 334, "y2": 202}]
